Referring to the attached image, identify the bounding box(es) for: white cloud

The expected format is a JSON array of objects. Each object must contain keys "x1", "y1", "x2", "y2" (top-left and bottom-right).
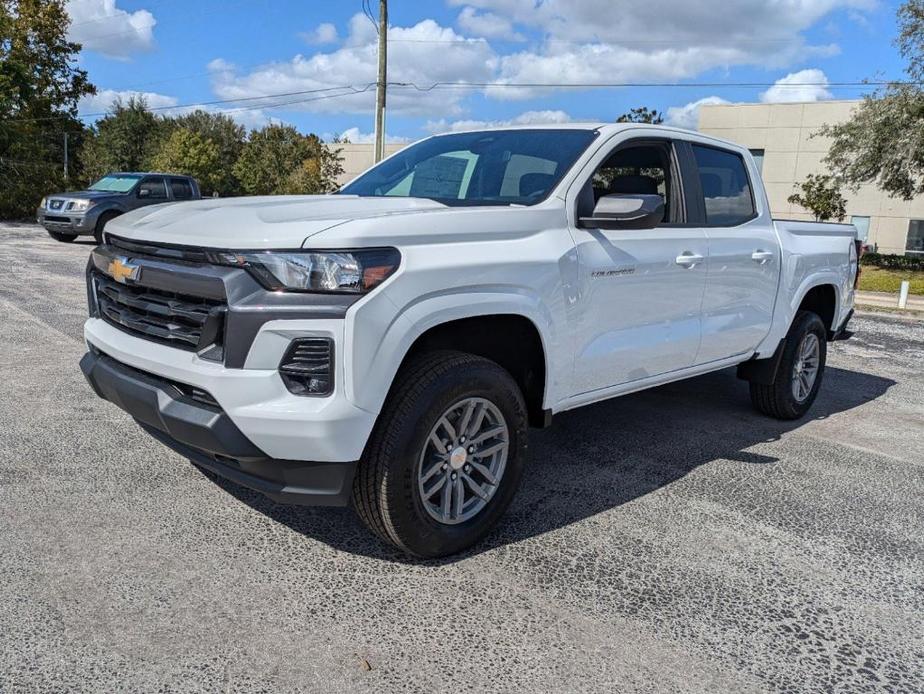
[
  {"x1": 666, "y1": 96, "x2": 730, "y2": 130},
  {"x1": 456, "y1": 6, "x2": 524, "y2": 40},
  {"x1": 336, "y1": 127, "x2": 411, "y2": 144},
  {"x1": 425, "y1": 109, "x2": 574, "y2": 133},
  {"x1": 205, "y1": 3, "x2": 867, "y2": 124},
  {"x1": 209, "y1": 15, "x2": 496, "y2": 118},
  {"x1": 451, "y1": 0, "x2": 872, "y2": 99},
  {"x1": 760, "y1": 68, "x2": 833, "y2": 103},
  {"x1": 66, "y1": 0, "x2": 156, "y2": 58},
  {"x1": 78, "y1": 89, "x2": 177, "y2": 115},
  {"x1": 300, "y1": 22, "x2": 338, "y2": 45}
]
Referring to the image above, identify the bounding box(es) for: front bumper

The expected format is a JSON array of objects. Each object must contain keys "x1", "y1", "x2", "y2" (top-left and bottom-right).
[
  {"x1": 80, "y1": 350, "x2": 357, "y2": 506},
  {"x1": 37, "y1": 210, "x2": 96, "y2": 234}
]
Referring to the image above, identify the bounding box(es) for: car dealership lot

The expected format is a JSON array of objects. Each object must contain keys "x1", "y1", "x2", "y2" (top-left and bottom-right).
[{"x1": 1, "y1": 223, "x2": 922, "y2": 693}]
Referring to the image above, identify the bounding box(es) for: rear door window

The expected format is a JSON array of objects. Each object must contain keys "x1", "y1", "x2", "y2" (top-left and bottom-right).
[
  {"x1": 170, "y1": 178, "x2": 193, "y2": 199},
  {"x1": 691, "y1": 145, "x2": 756, "y2": 226},
  {"x1": 138, "y1": 177, "x2": 167, "y2": 199}
]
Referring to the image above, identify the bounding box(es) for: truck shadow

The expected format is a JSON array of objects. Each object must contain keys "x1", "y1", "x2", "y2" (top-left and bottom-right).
[{"x1": 203, "y1": 365, "x2": 895, "y2": 564}]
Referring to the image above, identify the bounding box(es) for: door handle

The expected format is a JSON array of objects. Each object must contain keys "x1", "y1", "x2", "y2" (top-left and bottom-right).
[
  {"x1": 751, "y1": 250, "x2": 774, "y2": 264},
  {"x1": 675, "y1": 252, "x2": 704, "y2": 268}
]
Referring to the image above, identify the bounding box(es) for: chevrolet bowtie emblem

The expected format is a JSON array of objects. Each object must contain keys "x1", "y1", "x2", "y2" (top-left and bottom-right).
[{"x1": 108, "y1": 256, "x2": 140, "y2": 284}]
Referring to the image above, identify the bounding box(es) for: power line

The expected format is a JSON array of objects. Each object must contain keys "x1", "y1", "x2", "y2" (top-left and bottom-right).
[
  {"x1": 0, "y1": 85, "x2": 369, "y2": 124},
  {"x1": 392, "y1": 80, "x2": 909, "y2": 91},
  {"x1": 1, "y1": 78, "x2": 904, "y2": 127}
]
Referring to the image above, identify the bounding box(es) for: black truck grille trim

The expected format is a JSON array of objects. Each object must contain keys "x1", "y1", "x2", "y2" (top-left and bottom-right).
[
  {"x1": 93, "y1": 271, "x2": 226, "y2": 354},
  {"x1": 107, "y1": 234, "x2": 211, "y2": 264}
]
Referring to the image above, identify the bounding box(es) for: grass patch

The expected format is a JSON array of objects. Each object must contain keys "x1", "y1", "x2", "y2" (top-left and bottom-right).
[{"x1": 857, "y1": 267, "x2": 924, "y2": 295}]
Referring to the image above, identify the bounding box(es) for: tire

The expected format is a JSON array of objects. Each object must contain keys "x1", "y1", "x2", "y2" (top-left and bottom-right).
[
  {"x1": 47, "y1": 231, "x2": 76, "y2": 242},
  {"x1": 94, "y1": 211, "x2": 119, "y2": 244},
  {"x1": 750, "y1": 310, "x2": 827, "y2": 420},
  {"x1": 352, "y1": 350, "x2": 529, "y2": 558}
]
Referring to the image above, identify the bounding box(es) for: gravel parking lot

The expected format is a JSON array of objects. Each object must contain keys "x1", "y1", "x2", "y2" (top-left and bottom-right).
[{"x1": 1, "y1": 223, "x2": 922, "y2": 693}]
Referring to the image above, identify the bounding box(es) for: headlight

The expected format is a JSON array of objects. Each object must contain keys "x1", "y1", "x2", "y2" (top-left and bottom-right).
[
  {"x1": 39, "y1": 197, "x2": 47, "y2": 208},
  {"x1": 211, "y1": 248, "x2": 401, "y2": 293},
  {"x1": 69, "y1": 199, "x2": 94, "y2": 212}
]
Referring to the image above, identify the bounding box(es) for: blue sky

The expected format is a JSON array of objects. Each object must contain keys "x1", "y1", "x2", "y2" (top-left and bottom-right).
[{"x1": 68, "y1": 0, "x2": 907, "y2": 141}]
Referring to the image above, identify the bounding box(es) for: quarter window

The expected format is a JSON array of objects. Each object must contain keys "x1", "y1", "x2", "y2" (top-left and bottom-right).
[{"x1": 692, "y1": 145, "x2": 756, "y2": 226}]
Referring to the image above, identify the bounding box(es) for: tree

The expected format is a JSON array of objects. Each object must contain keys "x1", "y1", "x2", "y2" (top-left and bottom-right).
[
  {"x1": 233, "y1": 125, "x2": 344, "y2": 196},
  {"x1": 820, "y1": 0, "x2": 924, "y2": 200},
  {"x1": 150, "y1": 128, "x2": 221, "y2": 194},
  {"x1": 616, "y1": 107, "x2": 664, "y2": 124},
  {"x1": 0, "y1": 0, "x2": 95, "y2": 218},
  {"x1": 787, "y1": 174, "x2": 847, "y2": 222},
  {"x1": 80, "y1": 96, "x2": 166, "y2": 180},
  {"x1": 168, "y1": 110, "x2": 245, "y2": 196}
]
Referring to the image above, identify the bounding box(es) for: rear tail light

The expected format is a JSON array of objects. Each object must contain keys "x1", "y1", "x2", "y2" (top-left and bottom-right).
[{"x1": 279, "y1": 338, "x2": 334, "y2": 396}]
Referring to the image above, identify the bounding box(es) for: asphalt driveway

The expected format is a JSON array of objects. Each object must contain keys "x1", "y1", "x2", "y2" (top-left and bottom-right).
[{"x1": 1, "y1": 223, "x2": 922, "y2": 693}]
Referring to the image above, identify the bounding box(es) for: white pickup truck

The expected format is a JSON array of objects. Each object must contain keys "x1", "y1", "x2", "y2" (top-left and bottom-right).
[{"x1": 80, "y1": 124, "x2": 858, "y2": 557}]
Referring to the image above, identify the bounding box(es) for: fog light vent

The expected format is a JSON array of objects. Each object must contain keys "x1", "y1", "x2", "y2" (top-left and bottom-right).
[{"x1": 279, "y1": 338, "x2": 334, "y2": 396}]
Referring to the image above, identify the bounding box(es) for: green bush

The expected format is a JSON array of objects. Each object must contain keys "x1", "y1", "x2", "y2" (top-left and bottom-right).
[{"x1": 860, "y1": 252, "x2": 924, "y2": 270}]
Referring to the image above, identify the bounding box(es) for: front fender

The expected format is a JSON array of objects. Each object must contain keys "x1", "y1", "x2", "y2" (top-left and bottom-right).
[{"x1": 343, "y1": 286, "x2": 559, "y2": 416}]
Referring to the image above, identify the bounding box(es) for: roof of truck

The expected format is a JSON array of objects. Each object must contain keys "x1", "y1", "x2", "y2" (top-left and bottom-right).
[
  {"x1": 104, "y1": 171, "x2": 196, "y2": 177},
  {"x1": 427, "y1": 122, "x2": 699, "y2": 136}
]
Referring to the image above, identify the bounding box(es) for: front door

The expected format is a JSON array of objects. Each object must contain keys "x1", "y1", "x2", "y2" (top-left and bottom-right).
[{"x1": 567, "y1": 138, "x2": 708, "y2": 394}]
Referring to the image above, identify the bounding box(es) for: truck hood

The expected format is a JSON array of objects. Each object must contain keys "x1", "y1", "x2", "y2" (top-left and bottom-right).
[
  {"x1": 104, "y1": 195, "x2": 448, "y2": 248},
  {"x1": 47, "y1": 190, "x2": 124, "y2": 201}
]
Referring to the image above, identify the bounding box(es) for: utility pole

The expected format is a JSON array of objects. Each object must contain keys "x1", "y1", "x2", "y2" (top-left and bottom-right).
[
  {"x1": 373, "y1": 0, "x2": 387, "y2": 163},
  {"x1": 63, "y1": 132, "x2": 69, "y2": 183}
]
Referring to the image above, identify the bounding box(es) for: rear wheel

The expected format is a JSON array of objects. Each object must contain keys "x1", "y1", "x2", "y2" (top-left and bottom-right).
[
  {"x1": 47, "y1": 230, "x2": 77, "y2": 242},
  {"x1": 352, "y1": 350, "x2": 528, "y2": 558},
  {"x1": 94, "y1": 211, "x2": 119, "y2": 244},
  {"x1": 750, "y1": 310, "x2": 827, "y2": 420}
]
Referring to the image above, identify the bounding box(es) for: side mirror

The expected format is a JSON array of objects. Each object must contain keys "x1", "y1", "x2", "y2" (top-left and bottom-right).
[
  {"x1": 138, "y1": 188, "x2": 150, "y2": 198},
  {"x1": 579, "y1": 193, "x2": 664, "y2": 230}
]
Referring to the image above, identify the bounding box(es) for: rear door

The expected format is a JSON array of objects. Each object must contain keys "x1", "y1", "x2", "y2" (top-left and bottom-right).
[
  {"x1": 566, "y1": 135, "x2": 709, "y2": 393},
  {"x1": 684, "y1": 142, "x2": 780, "y2": 363}
]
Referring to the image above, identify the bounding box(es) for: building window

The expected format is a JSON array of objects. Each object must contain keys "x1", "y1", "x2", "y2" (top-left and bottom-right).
[
  {"x1": 749, "y1": 149, "x2": 765, "y2": 173},
  {"x1": 908, "y1": 220, "x2": 924, "y2": 255},
  {"x1": 851, "y1": 215, "x2": 870, "y2": 243}
]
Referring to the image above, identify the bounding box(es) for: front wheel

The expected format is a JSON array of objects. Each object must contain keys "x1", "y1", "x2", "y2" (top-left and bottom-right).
[
  {"x1": 352, "y1": 350, "x2": 528, "y2": 558},
  {"x1": 94, "y1": 211, "x2": 120, "y2": 244},
  {"x1": 750, "y1": 310, "x2": 827, "y2": 420}
]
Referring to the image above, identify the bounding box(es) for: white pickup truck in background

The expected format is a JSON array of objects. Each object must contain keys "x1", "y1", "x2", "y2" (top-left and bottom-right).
[{"x1": 79, "y1": 124, "x2": 858, "y2": 557}]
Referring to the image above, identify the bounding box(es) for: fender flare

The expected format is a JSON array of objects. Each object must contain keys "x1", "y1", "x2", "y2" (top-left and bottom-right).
[
  {"x1": 790, "y1": 275, "x2": 841, "y2": 327},
  {"x1": 344, "y1": 287, "x2": 558, "y2": 416}
]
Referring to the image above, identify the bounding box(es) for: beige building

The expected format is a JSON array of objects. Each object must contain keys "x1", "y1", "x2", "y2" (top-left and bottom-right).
[
  {"x1": 699, "y1": 100, "x2": 923, "y2": 255},
  {"x1": 332, "y1": 142, "x2": 407, "y2": 186}
]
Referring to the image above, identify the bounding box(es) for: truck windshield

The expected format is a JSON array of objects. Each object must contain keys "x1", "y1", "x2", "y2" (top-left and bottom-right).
[
  {"x1": 89, "y1": 175, "x2": 142, "y2": 193},
  {"x1": 339, "y1": 129, "x2": 598, "y2": 206}
]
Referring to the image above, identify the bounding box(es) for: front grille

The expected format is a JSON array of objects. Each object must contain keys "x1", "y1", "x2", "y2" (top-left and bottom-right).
[
  {"x1": 48, "y1": 199, "x2": 64, "y2": 210},
  {"x1": 93, "y1": 272, "x2": 226, "y2": 354}
]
